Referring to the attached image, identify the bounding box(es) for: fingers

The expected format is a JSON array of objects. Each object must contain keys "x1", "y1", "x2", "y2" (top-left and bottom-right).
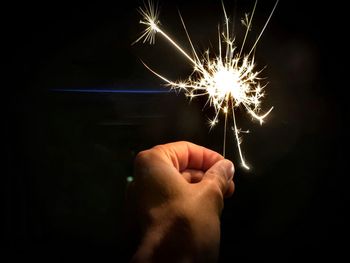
[
  {"x1": 201, "y1": 159, "x2": 235, "y2": 196},
  {"x1": 152, "y1": 141, "x2": 224, "y2": 172},
  {"x1": 134, "y1": 142, "x2": 235, "y2": 196}
]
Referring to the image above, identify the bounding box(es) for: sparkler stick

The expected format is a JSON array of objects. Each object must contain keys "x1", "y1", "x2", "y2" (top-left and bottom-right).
[{"x1": 134, "y1": 0, "x2": 278, "y2": 169}]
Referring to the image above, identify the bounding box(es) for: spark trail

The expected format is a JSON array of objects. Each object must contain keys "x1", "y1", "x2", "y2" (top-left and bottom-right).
[{"x1": 134, "y1": 0, "x2": 279, "y2": 169}]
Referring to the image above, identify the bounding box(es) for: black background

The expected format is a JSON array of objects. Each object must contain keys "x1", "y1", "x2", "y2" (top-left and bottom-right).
[{"x1": 8, "y1": 0, "x2": 347, "y2": 262}]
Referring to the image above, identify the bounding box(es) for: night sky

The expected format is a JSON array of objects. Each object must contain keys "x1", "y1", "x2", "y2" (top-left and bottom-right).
[{"x1": 8, "y1": 0, "x2": 347, "y2": 262}]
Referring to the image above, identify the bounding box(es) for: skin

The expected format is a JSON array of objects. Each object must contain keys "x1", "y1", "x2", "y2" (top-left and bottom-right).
[{"x1": 125, "y1": 141, "x2": 235, "y2": 263}]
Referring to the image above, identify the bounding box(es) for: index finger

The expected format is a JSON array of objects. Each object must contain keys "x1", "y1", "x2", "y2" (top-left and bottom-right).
[{"x1": 152, "y1": 141, "x2": 224, "y2": 172}]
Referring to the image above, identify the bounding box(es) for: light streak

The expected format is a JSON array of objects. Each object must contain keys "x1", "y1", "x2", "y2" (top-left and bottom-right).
[
  {"x1": 134, "y1": 0, "x2": 278, "y2": 169},
  {"x1": 50, "y1": 88, "x2": 172, "y2": 94}
]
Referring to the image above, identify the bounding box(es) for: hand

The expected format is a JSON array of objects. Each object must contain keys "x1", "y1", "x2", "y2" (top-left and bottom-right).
[{"x1": 126, "y1": 141, "x2": 235, "y2": 263}]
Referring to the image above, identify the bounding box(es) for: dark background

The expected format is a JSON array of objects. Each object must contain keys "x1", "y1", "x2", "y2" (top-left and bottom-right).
[{"x1": 8, "y1": 0, "x2": 347, "y2": 262}]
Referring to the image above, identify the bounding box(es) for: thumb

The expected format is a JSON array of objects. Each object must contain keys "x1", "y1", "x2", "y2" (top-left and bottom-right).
[{"x1": 202, "y1": 159, "x2": 234, "y2": 195}]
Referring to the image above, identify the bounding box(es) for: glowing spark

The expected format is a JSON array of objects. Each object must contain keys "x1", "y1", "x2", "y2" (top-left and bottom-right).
[{"x1": 134, "y1": 0, "x2": 279, "y2": 169}]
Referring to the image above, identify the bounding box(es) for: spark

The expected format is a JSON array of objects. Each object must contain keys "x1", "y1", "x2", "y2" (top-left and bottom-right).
[{"x1": 134, "y1": 0, "x2": 279, "y2": 169}]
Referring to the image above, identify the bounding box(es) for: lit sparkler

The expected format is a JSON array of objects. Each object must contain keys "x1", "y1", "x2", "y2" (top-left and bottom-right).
[{"x1": 134, "y1": 0, "x2": 279, "y2": 169}]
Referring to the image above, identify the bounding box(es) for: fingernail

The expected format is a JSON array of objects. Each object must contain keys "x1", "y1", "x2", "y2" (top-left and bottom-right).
[{"x1": 223, "y1": 160, "x2": 234, "y2": 181}]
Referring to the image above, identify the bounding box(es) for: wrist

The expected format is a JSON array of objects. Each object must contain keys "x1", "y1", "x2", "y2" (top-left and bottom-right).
[
  {"x1": 132, "y1": 212, "x2": 193, "y2": 263},
  {"x1": 132, "y1": 205, "x2": 220, "y2": 263}
]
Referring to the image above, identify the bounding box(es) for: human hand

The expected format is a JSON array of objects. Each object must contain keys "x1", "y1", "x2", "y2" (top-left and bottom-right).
[{"x1": 126, "y1": 141, "x2": 235, "y2": 263}]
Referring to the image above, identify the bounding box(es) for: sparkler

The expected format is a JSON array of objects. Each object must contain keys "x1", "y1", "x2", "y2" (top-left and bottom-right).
[{"x1": 134, "y1": 0, "x2": 278, "y2": 169}]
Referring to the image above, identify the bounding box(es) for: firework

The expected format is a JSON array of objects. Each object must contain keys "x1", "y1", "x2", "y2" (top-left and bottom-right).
[{"x1": 134, "y1": 0, "x2": 278, "y2": 169}]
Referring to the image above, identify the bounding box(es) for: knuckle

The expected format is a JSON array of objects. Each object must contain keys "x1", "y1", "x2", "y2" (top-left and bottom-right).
[
  {"x1": 152, "y1": 144, "x2": 165, "y2": 152},
  {"x1": 203, "y1": 178, "x2": 224, "y2": 198},
  {"x1": 134, "y1": 149, "x2": 157, "y2": 173},
  {"x1": 133, "y1": 148, "x2": 161, "y2": 180},
  {"x1": 134, "y1": 150, "x2": 150, "y2": 167}
]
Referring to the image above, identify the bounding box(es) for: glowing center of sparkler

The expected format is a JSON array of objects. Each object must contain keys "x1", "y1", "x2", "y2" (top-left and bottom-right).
[
  {"x1": 213, "y1": 69, "x2": 241, "y2": 101},
  {"x1": 150, "y1": 21, "x2": 158, "y2": 31}
]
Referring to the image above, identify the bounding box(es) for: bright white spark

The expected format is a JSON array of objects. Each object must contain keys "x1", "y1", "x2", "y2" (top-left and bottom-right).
[
  {"x1": 134, "y1": 0, "x2": 279, "y2": 170},
  {"x1": 132, "y1": 1, "x2": 160, "y2": 45}
]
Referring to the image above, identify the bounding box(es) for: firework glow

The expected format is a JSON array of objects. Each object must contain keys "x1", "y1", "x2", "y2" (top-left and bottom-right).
[{"x1": 134, "y1": 0, "x2": 279, "y2": 169}]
